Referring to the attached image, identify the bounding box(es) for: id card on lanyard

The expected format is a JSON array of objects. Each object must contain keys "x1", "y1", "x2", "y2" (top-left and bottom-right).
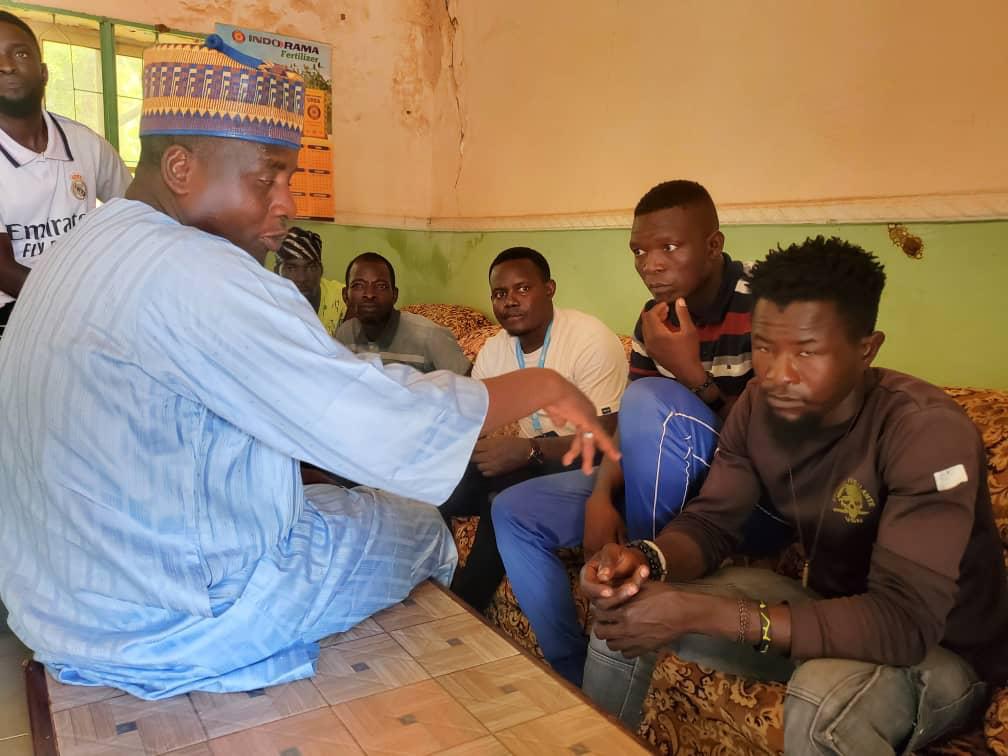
[{"x1": 514, "y1": 321, "x2": 553, "y2": 433}]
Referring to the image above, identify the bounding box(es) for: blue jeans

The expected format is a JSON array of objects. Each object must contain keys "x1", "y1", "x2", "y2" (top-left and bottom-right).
[
  {"x1": 492, "y1": 378, "x2": 720, "y2": 685},
  {"x1": 583, "y1": 568, "x2": 989, "y2": 755}
]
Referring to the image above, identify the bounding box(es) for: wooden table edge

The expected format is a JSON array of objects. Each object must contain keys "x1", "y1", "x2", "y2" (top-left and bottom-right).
[{"x1": 24, "y1": 660, "x2": 58, "y2": 756}]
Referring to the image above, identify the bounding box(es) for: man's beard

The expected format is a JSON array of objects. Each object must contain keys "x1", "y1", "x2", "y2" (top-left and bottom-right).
[
  {"x1": 356, "y1": 310, "x2": 387, "y2": 325},
  {"x1": 0, "y1": 82, "x2": 45, "y2": 118},
  {"x1": 766, "y1": 408, "x2": 824, "y2": 450}
]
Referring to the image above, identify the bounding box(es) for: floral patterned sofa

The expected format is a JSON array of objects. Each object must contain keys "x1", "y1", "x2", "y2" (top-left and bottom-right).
[{"x1": 405, "y1": 303, "x2": 1008, "y2": 755}]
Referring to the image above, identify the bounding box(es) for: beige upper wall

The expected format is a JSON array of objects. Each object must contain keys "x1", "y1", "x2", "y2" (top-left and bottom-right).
[
  {"x1": 29, "y1": 0, "x2": 448, "y2": 220},
  {"x1": 433, "y1": 0, "x2": 1008, "y2": 223},
  {"x1": 20, "y1": 0, "x2": 1008, "y2": 223}
]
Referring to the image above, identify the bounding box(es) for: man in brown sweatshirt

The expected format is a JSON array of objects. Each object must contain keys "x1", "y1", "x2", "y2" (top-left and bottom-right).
[{"x1": 580, "y1": 236, "x2": 1008, "y2": 754}]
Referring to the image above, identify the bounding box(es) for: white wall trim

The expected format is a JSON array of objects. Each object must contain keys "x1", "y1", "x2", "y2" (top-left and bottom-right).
[{"x1": 327, "y1": 191, "x2": 1008, "y2": 231}]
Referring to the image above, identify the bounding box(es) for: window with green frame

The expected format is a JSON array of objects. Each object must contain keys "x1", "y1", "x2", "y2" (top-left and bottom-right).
[
  {"x1": 4, "y1": 2, "x2": 199, "y2": 168},
  {"x1": 115, "y1": 54, "x2": 143, "y2": 166}
]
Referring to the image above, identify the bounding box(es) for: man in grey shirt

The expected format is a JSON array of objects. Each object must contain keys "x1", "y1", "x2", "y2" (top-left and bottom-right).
[{"x1": 335, "y1": 252, "x2": 471, "y2": 375}]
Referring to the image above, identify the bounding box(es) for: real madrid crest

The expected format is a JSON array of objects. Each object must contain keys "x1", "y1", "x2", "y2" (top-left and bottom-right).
[
  {"x1": 832, "y1": 478, "x2": 876, "y2": 524},
  {"x1": 70, "y1": 172, "x2": 88, "y2": 201}
]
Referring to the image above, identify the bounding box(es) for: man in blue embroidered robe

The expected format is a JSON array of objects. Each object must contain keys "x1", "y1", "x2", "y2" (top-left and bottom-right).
[{"x1": 0, "y1": 38, "x2": 616, "y2": 699}]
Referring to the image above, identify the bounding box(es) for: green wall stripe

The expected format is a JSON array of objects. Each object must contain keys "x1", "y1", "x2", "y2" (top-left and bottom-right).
[{"x1": 290, "y1": 220, "x2": 1008, "y2": 390}]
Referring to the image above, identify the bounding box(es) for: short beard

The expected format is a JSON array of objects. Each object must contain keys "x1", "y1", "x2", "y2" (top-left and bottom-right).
[
  {"x1": 766, "y1": 409, "x2": 824, "y2": 450},
  {"x1": 0, "y1": 84, "x2": 45, "y2": 118},
  {"x1": 356, "y1": 310, "x2": 387, "y2": 326}
]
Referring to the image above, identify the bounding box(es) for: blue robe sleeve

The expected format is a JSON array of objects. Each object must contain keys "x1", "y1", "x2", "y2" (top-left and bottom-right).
[{"x1": 138, "y1": 241, "x2": 487, "y2": 504}]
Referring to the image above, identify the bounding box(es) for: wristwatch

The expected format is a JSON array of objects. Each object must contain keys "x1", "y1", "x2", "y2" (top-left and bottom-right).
[{"x1": 527, "y1": 438, "x2": 545, "y2": 466}]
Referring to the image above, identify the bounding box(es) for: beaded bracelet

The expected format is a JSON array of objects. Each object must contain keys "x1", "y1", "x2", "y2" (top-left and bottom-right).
[
  {"x1": 689, "y1": 370, "x2": 715, "y2": 396},
  {"x1": 737, "y1": 597, "x2": 749, "y2": 645}
]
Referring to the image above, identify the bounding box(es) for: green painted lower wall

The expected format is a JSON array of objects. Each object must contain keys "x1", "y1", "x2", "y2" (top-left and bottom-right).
[{"x1": 293, "y1": 219, "x2": 1008, "y2": 390}]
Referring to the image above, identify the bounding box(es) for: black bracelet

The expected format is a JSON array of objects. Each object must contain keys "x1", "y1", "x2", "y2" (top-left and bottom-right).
[
  {"x1": 689, "y1": 370, "x2": 715, "y2": 396},
  {"x1": 690, "y1": 371, "x2": 725, "y2": 412},
  {"x1": 627, "y1": 540, "x2": 666, "y2": 581}
]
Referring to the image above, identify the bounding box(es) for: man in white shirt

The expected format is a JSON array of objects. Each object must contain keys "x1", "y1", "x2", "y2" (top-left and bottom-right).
[
  {"x1": 0, "y1": 11, "x2": 131, "y2": 338},
  {"x1": 441, "y1": 246, "x2": 627, "y2": 610}
]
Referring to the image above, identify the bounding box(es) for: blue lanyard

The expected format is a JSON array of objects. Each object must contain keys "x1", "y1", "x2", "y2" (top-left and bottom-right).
[{"x1": 515, "y1": 321, "x2": 553, "y2": 432}]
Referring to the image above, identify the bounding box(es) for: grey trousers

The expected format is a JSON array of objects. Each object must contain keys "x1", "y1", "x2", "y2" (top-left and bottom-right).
[{"x1": 581, "y1": 567, "x2": 989, "y2": 755}]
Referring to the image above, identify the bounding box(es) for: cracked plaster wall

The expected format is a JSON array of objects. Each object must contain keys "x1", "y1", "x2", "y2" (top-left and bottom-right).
[
  {"x1": 41, "y1": 0, "x2": 451, "y2": 220},
  {"x1": 37, "y1": 0, "x2": 1008, "y2": 224},
  {"x1": 433, "y1": 0, "x2": 1008, "y2": 221}
]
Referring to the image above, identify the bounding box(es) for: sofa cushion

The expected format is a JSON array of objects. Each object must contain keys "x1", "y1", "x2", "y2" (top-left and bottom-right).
[
  {"x1": 641, "y1": 652, "x2": 783, "y2": 756},
  {"x1": 944, "y1": 387, "x2": 1008, "y2": 525},
  {"x1": 401, "y1": 303, "x2": 494, "y2": 344},
  {"x1": 986, "y1": 686, "x2": 1008, "y2": 755}
]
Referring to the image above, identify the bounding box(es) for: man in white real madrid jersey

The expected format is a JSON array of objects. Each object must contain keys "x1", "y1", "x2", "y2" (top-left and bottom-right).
[{"x1": 0, "y1": 11, "x2": 131, "y2": 337}]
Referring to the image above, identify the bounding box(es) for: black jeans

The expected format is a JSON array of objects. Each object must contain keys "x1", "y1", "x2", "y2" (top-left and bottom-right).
[{"x1": 439, "y1": 451, "x2": 579, "y2": 612}]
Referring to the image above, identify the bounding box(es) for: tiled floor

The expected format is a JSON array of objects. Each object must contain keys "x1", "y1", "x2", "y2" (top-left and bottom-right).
[
  {"x1": 11, "y1": 583, "x2": 652, "y2": 755},
  {"x1": 1, "y1": 619, "x2": 34, "y2": 755}
]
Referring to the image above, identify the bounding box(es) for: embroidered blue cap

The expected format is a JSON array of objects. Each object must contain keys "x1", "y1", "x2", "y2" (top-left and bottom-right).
[{"x1": 140, "y1": 34, "x2": 305, "y2": 150}]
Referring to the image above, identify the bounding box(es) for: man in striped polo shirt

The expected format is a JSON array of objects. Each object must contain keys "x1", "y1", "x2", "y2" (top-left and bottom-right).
[{"x1": 494, "y1": 180, "x2": 758, "y2": 685}]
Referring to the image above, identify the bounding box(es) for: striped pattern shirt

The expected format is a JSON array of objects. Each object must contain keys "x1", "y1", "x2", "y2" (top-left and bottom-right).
[
  {"x1": 0, "y1": 198, "x2": 488, "y2": 697},
  {"x1": 630, "y1": 253, "x2": 754, "y2": 397}
]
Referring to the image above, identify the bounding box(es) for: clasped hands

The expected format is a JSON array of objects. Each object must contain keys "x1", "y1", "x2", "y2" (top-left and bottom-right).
[{"x1": 580, "y1": 542, "x2": 697, "y2": 657}]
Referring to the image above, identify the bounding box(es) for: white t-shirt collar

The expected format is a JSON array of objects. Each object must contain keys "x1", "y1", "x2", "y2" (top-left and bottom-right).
[{"x1": 0, "y1": 110, "x2": 73, "y2": 168}]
